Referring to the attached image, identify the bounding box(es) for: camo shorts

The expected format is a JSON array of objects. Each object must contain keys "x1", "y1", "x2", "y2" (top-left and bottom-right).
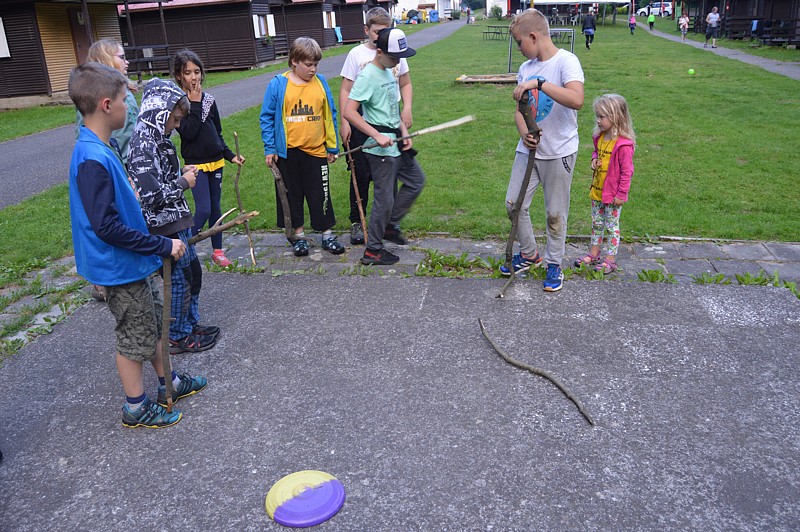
[{"x1": 105, "y1": 274, "x2": 163, "y2": 362}]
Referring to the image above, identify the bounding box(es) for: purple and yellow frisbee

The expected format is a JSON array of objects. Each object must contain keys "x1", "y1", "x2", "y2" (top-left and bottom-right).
[{"x1": 265, "y1": 470, "x2": 345, "y2": 528}]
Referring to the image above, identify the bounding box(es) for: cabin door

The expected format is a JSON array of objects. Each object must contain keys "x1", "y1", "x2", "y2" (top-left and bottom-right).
[{"x1": 68, "y1": 8, "x2": 93, "y2": 65}]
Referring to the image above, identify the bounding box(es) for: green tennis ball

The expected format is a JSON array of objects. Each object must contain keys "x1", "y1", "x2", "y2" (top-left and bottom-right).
[{"x1": 688, "y1": 68, "x2": 696, "y2": 75}]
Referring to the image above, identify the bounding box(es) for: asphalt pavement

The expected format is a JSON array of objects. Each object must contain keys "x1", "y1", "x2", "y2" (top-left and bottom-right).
[{"x1": 1, "y1": 265, "x2": 798, "y2": 530}]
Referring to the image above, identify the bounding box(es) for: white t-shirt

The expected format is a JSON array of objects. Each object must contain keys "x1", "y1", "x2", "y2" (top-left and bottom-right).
[
  {"x1": 707, "y1": 12, "x2": 720, "y2": 27},
  {"x1": 516, "y1": 49, "x2": 584, "y2": 159},
  {"x1": 341, "y1": 43, "x2": 408, "y2": 122},
  {"x1": 340, "y1": 43, "x2": 409, "y2": 82}
]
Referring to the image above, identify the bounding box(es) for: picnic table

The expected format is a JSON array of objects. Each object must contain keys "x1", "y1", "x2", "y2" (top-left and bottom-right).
[{"x1": 483, "y1": 25, "x2": 509, "y2": 40}]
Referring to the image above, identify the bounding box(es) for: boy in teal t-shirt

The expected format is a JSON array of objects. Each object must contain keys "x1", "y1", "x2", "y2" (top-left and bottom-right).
[{"x1": 343, "y1": 28, "x2": 426, "y2": 266}]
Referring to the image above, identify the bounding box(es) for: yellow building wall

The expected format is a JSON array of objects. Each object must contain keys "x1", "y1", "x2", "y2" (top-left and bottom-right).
[{"x1": 34, "y1": 3, "x2": 122, "y2": 93}]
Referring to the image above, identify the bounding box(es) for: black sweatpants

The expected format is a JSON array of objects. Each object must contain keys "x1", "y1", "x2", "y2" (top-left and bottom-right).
[{"x1": 275, "y1": 148, "x2": 335, "y2": 232}]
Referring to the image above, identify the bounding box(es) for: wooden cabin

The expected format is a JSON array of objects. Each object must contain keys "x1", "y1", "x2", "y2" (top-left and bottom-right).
[
  {"x1": 332, "y1": 0, "x2": 395, "y2": 43},
  {"x1": 122, "y1": 0, "x2": 352, "y2": 73},
  {"x1": 0, "y1": 0, "x2": 126, "y2": 100}
]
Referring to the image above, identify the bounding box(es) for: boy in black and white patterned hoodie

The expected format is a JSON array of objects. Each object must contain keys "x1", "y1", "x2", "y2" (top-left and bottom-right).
[{"x1": 129, "y1": 78, "x2": 220, "y2": 354}]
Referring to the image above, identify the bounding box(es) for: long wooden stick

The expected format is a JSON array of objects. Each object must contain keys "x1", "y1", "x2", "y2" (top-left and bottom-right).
[
  {"x1": 161, "y1": 258, "x2": 176, "y2": 412},
  {"x1": 498, "y1": 92, "x2": 541, "y2": 299},
  {"x1": 160, "y1": 209, "x2": 258, "y2": 413},
  {"x1": 344, "y1": 140, "x2": 368, "y2": 244},
  {"x1": 233, "y1": 132, "x2": 256, "y2": 266},
  {"x1": 478, "y1": 319, "x2": 595, "y2": 426},
  {"x1": 336, "y1": 115, "x2": 476, "y2": 159},
  {"x1": 267, "y1": 163, "x2": 294, "y2": 241}
]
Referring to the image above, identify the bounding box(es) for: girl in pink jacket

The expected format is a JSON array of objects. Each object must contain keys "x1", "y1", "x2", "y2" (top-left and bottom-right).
[{"x1": 574, "y1": 94, "x2": 635, "y2": 274}]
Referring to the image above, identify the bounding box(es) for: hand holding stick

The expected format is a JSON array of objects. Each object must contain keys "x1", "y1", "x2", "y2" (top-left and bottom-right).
[
  {"x1": 267, "y1": 163, "x2": 294, "y2": 241},
  {"x1": 498, "y1": 92, "x2": 541, "y2": 299},
  {"x1": 233, "y1": 132, "x2": 257, "y2": 266}
]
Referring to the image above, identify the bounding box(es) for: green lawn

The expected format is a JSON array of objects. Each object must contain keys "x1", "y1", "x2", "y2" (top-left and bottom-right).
[{"x1": 1, "y1": 21, "x2": 799, "y2": 279}]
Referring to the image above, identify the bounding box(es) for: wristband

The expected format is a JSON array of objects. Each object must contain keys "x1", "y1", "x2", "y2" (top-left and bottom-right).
[{"x1": 537, "y1": 78, "x2": 544, "y2": 91}]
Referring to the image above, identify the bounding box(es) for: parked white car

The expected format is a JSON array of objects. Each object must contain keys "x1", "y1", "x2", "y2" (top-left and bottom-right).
[{"x1": 637, "y1": 2, "x2": 673, "y2": 16}]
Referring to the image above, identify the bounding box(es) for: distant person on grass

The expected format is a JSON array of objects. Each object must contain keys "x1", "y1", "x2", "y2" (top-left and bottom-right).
[
  {"x1": 502, "y1": 9, "x2": 585, "y2": 292},
  {"x1": 173, "y1": 49, "x2": 246, "y2": 269},
  {"x1": 260, "y1": 37, "x2": 344, "y2": 257},
  {"x1": 343, "y1": 28, "x2": 426, "y2": 266},
  {"x1": 340, "y1": 7, "x2": 414, "y2": 246},
  {"x1": 705, "y1": 6, "x2": 720, "y2": 48},
  {"x1": 129, "y1": 78, "x2": 222, "y2": 355},
  {"x1": 629, "y1": 14, "x2": 637, "y2": 34},
  {"x1": 68, "y1": 63, "x2": 206, "y2": 429},
  {"x1": 679, "y1": 12, "x2": 690, "y2": 42},
  {"x1": 574, "y1": 94, "x2": 635, "y2": 275},
  {"x1": 648, "y1": 11, "x2": 656, "y2": 30},
  {"x1": 582, "y1": 9, "x2": 596, "y2": 49}
]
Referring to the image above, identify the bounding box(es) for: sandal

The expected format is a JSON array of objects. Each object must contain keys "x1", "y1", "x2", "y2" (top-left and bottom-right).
[
  {"x1": 595, "y1": 257, "x2": 618, "y2": 274},
  {"x1": 292, "y1": 239, "x2": 309, "y2": 257},
  {"x1": 573, "y1": 253, "x2": 600, "y2": 268}
]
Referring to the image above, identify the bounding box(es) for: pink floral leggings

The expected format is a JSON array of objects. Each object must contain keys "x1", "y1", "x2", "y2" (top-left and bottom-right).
[{"x1": 590, "y1": 200, "x2": 622, "y2": 256}]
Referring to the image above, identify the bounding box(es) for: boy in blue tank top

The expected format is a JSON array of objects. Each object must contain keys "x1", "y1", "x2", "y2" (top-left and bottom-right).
[{"x1": 68, "y1": 63, "x2": 206, "y2": 429}]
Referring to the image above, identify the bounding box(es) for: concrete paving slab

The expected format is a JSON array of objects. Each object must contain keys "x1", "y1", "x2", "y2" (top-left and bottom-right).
[
  {"x1": 631, "y1": 242, "x2": 683, "y2": 260},
  {"x1": 764, "y1": 242, "x2": 800, "y2": 263},
  {"x1": 755, "y1": 261, "x2": 800, "y2": 283},
  {"x1": 663, "y1": 258, "x2": 717, "y2": 278},
  {"x1": 720, "y1": 242, "x2": 776, "y2": 261},
  {"x1": 710, "y1": 259, "x2": 771, "y2": 280},
  {"x1": 676, "y1": 242, "x2": 728, "y2": 260},
  {"x1": 2, "y1": 274, "x2": 798, "y2": 530}
]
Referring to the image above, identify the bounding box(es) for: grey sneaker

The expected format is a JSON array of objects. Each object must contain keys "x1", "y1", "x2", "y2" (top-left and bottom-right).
[{"x1": 350, "y1": 222, "x2": 365, "y2": 245}]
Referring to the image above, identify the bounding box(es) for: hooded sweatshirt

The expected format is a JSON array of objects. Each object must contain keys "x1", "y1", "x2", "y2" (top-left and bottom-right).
[{"x1": 128, "y1": 78, "x2": 193, "y2": 236}]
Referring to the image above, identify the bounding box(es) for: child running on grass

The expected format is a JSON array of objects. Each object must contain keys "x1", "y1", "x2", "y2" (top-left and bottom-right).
[
  {"x1": 574, "y1": 94, "x2": 635, "y2": 274},
  {"x1": 68, "y1": 63, "x2": 206, "y2": 428},
  {"x1": 173, "y1": 50, "x2": 245, "y2": 268},
  {"x1": 260, "y1": 37, "x2": 344, "y2": 256},
  {"x1": 129, "y1": 78, "x2": 221, "y2": 354},
  {"x1": 339, "y1": 6, "x2": 414, "y2": 246},
  {"x1": 343, "y1": 28, "x2": 426, "y2": 265},
  {"x1": 501, "y1": 9, "x2": 584, "y2": 292}
]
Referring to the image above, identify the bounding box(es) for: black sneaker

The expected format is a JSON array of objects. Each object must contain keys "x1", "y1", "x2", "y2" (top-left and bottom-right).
[
  {"x1": 192, "y1": 324, "x2": 220, "y2": 338},
  {"x1": 361, "y1": 247, "x2": 399, "y2": 265},
  {"x1": 292, "y1": 239, "x2": 309, "y2": 257},
  {"x1": 322, "y1": 236, "x2": 346, "y2": 255},
  {"x1": 169, "y1": 333, "x2": 216, "y2": 354},
  {"x1": 383, "y1": 225, "x2": 408, "y2": 245},
  {"x1": 350, "y1": 222, "x2": 365, "y2": 245}
]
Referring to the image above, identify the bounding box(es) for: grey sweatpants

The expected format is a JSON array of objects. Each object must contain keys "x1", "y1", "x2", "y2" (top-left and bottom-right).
[
  {"x1": 365, "y1": 152, "x2": 426, "y2": 250},
  {"x1": 505, "y1": 151, "x2": 577, "y2": 266}
]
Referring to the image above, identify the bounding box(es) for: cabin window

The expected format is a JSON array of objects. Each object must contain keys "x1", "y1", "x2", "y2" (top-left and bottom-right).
[
  {"x1": 323, "y1": 12, "x2": 336, "y2": 29},
  {"x1": 0, "y1": 18, "x2": 10, "y2": 58},
  {"x1": 252, "y1": 14, "x2": 276, "y2": 38}
]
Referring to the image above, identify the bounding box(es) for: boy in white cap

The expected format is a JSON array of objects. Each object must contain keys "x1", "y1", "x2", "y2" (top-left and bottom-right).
[{"x1": 343, "y1": 28, "x2": 426, "y2": 265}]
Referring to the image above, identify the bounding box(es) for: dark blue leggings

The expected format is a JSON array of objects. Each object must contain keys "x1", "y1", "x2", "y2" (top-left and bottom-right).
[{"x1": 191, "y1": 168, "x2": 223, "y2": 249}]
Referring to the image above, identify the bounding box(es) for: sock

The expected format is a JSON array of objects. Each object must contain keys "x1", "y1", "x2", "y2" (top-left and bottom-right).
[
  {"x1": 294, "y1": 231, "x2": 305, "y2": 239},
  {"x1": 322, "y1": 230, "x2": 333, "y2": 240},
  {"x1": 126, "y1": 393, "x2": 146, "y2": 412},
  {"x1": 172, "y1": 372, "x2": 181, "y2": 388}
]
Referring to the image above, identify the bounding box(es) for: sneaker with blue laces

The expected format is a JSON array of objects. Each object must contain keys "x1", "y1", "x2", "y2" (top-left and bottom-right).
[
  {"x1": 157, "y1": 372, "x2": 207, "y2": 406},
  {"x1": 499, "y1": 251, "x2": 542, "y2": 276},
  {"x1": 542, "y1": 263, "x2": 564, "y2": 292},
  {"x1": 122, "y1": 398, "x2": 182, "y2": 429}
]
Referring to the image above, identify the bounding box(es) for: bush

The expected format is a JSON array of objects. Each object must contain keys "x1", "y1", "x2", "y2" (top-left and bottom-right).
[
  {"x1": 489, "y1": 5, "x2": 503, "y2": 20},
  {"x1": 451, "y1": 10, "x2": 461, "y2": 19}
]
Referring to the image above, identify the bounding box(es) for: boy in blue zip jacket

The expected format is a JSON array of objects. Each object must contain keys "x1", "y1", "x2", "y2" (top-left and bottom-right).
[
  {"x1": 68, "y1": 63, "x2": 206, "y2": 429},
  {"x1": 260, "y1": 37, "x2": 343, "y2": 257}
]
